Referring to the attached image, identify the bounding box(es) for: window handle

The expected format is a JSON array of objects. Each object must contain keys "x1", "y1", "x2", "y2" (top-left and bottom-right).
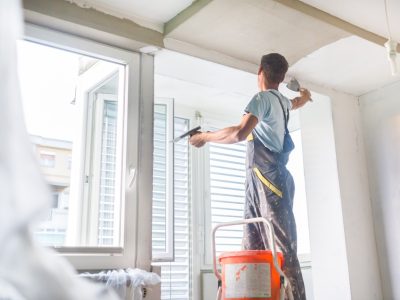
[{"x1": 128, "y1": 166, "x2": 136, "y2": 189}]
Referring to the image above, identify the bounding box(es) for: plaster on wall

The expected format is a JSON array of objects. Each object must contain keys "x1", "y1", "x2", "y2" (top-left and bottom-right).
[
  {"x1": 360, "y1": 81, "x2": 400, "y2": 299},
  {"x1": 330, "y1": 89, "x2": 382, "y2": 299},
  {"x1": 295, "y1": 82, "x2": 382, "y2": 299}
]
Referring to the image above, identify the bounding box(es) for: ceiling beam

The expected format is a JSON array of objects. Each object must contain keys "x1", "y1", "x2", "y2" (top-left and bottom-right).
[
  {"x1": 274, "y1": 0, "x2": 400, "y2": 52},
  {"x1": 164, "y1": 0, "x2": 213, "y2": 36},
  {"x1": 23, "y1": 0, "x2": 164, "y2": 49}
]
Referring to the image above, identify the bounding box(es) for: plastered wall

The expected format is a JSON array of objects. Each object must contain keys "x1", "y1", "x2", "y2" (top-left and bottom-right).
[
  {"x1": 360, "y1": 81, "x2": 400, "y2": 300},
  {"x1": 330, "y1": 89, "x2": 382, "y2": 300},
  {"x1": 300, "y1": 84, "x2": 382, "y2": 300}
]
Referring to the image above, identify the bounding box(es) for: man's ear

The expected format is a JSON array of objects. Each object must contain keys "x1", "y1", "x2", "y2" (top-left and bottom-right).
[{"x1": 257, "y1": 66, "x2": 263, "y2": 75}]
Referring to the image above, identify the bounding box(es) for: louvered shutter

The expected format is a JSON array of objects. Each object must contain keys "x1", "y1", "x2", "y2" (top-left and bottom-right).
[
  {"x1": 209, "y1": 141, "x2": 247, "y2": 256},
  {"x1": 152, "y1": 105, "x2": 191, "y2": 299}
]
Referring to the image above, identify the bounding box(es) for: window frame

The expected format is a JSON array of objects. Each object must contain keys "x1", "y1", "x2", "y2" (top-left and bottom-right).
[
  {"x1": 152, "y1": 98, "x2": 175, "y2": 262},
  {"x1": 23, "y1": 24, "x2": 143, "y2": 270}
]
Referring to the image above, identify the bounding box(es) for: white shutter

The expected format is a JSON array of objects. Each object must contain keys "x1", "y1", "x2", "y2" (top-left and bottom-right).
[
  {"x1": 97, "y1": 100, "x2": 117, "y2": 246},
  {"x1": 152, "y1": 107, "x2": 191, "y2": 299},
  {"x1": 152, "y1": 104, "x2": 169, "y2": 255},
  {"x1": 152, "y1": 100, "x2": 174, "y2": 260},
  {"x1": 209, "y1": 141, "x2": 247, "y2": 256}
]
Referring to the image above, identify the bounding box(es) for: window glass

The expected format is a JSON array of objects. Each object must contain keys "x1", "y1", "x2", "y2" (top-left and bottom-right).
[
  {"x1": 152, "y1": 108, "x2": 191, "y2": 299},
  {"x1": 152, "y1": 104, "x2": 168, "y2": 254},
  {"x1": 40, "y1": 153, "x2": 56, "y2": 168},
  {"x1": 18, "y1": 40, "x2": 125, "y2": 247},
  {"x1": 160, "y1": 117, "x2": 191, "y2": 300}
]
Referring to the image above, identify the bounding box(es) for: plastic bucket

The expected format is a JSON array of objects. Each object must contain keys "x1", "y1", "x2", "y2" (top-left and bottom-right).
[{"x1": 219, "y1": 250, "x2": 284, "y2": 300}]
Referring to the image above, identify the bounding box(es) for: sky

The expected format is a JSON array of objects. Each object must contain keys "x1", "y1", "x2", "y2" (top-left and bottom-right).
[{"x1": 17, "y1": 40, "x2": 82, "y2": 142}]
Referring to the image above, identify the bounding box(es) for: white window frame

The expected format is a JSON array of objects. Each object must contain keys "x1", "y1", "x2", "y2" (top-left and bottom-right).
[
  {"x1": 152, "y1": 98, "x2": 175, "y2": 262},
  {"x1": 24, "y1": 24, "x2": 143, "y2": 270}
]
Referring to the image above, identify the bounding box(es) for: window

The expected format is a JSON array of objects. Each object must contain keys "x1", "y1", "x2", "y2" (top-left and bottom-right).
[
  {"x1": 152, "y1": 101, "x2": 191, "y2": 299},
  {"x1": 19, "y1": 40, "x2": 124, "y2": 248},
  {"x1": 19, "y1": 24, "x2": 143, "y2": 269},
  {"x1": 52, "y1": 193, "x2": 60, "y2": 209},
  {"x1": 67, "y1": 156, "x2": 72, "y2": 170},
  {"x1": 40, "y1": 152, "x2": 56, "y2": 168}
]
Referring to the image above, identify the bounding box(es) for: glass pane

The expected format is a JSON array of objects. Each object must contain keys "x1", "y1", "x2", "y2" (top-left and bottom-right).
[
  {"x1": 97, "y1": 100, "x2": 118, "y2": 246},
  {"x1": 17, "y1": 40, "x2": 125, "y2": 247},
  {"x1": 152, "y1": 104, "x2": 168, "y2": 254},
  {"x1": 154, "y1": 117, "x2": 191, "y2": 300}
]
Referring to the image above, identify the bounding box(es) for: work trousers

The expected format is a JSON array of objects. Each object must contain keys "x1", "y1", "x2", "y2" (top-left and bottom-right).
[{"x1": 242, "y1": 133, "x2": 306, "y2": 300}]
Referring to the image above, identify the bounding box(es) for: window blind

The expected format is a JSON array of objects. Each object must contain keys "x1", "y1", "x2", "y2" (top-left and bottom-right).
[
  {"x1": 209, "y1": 141, "x2": 247, "y2": 256},
  {"x1": 152, "y1": 108, "x2": 191, "y2": 299}
]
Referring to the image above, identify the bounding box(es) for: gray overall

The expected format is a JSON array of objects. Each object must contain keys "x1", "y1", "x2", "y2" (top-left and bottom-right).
[{"x1": 242, "y1": 101, "x2": 306, "y2": 300}]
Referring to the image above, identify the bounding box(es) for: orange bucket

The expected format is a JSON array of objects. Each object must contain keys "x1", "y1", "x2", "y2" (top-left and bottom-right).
[
  {"x1": 212, "y1": 218, "x2": 292, "y2": 300},
  {"x1": 219, "y1": 250, "x2": 284, "y2": 300}
]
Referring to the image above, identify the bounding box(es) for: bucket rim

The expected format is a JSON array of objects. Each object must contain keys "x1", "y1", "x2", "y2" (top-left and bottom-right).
[{"x1": 218, "y1": 250, "x2": 283, "y2": 260}]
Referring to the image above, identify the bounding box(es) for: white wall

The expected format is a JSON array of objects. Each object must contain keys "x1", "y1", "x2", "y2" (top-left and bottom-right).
[
  {"x1": 299, "y1": 84, "x2": 382, "y2": 300},
  {"x1": 360, "y1": 81, "x2": 400, "y2": 300},
  {"x1": 299, "y1": 92, "x2": 352, "y2": 300},
  {"x1": 330, "y1": 89, "x2": 382, "y2": 300}
]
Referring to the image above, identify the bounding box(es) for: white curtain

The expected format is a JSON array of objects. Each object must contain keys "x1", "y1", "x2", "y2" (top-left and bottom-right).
[{"x1": 0, "y1": 1, "x2": 119, "y2": 299}]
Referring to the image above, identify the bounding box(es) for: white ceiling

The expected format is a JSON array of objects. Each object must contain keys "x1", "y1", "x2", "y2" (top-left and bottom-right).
[
  {"x1": 65, "y1": 0, "x2": 400, "y2": 96},
  {"x1": 301, "y1": 0, "x2": 400, "y2": 41},
  {"x1": 289, "y1": 36, "x2": 400, "y2": 96},
  {"x1": 165, "y1": 0, "x2": 349, "y2": 66},
  {"x1": 68, "y1": 0, "x2": 194, "y2": 32}
]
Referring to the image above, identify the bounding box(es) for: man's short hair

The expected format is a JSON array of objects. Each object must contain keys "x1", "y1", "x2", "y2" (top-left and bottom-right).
[{"x1": 260, "y1": 53, "x2": 289, "y2": 84}]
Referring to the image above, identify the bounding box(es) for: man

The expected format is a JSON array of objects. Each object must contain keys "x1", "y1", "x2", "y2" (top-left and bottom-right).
[{"x1": 189, "y1": 53, "x2": 311, "y2": 300}]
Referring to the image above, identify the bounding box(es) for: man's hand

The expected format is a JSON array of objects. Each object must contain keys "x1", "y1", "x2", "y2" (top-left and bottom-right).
[
  {"x1": 291, "y1": 88, "x2": 312, "y2": 110},
  {"x1": 299, "y1": 88, "x2": 312, "y2": 102},
  {"x1": 189, "y1": 131, "x2": 206, "y2": 148}
]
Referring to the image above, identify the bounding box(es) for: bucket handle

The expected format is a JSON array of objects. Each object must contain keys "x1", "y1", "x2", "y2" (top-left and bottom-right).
[{"x1": 212, "y1": 217, "x2": 294, "y2": 300}]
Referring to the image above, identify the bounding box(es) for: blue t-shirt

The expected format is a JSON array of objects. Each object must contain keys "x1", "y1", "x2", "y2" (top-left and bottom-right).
[{"x1": 245, "y1": 90, "x2": 292, "y2": 152}]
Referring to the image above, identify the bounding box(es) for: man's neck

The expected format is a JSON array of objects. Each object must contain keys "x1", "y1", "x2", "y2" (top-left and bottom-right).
[{"x1": 261, "y1": 82, "x2": 279, "y2": 91}]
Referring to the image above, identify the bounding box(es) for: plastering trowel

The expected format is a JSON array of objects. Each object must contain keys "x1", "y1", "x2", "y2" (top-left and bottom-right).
[
  {"x1": 286, "y1": 78, "x2": 313, "y2": 101},
  {"x1": 172, "y1": 125, "x2": 201, "y2": 143}
]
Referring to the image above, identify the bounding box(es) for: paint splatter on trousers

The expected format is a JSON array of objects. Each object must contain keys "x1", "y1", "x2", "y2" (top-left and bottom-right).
[{"x1": 242, "y1": 134, "x2": 306, "y2": 300}]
